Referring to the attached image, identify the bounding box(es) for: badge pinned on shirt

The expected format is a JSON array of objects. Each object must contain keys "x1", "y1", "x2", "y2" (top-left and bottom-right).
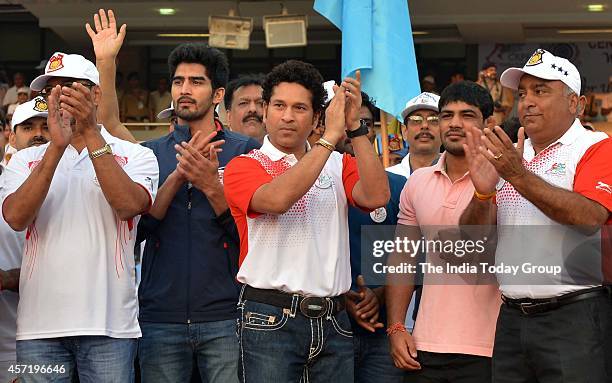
[
  {"x1": 315, "y1": 173, "x2": 333, "y2": 189},
  {"x1": 370, "y1": 207, "x2": 387, "y2": 223}
]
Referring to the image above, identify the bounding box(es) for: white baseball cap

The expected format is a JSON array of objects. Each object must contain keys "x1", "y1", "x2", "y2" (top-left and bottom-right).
[
  {"x1": 157, "y1": 101, "x2": 175, "y2": 119},
  {"x1": 500, "y1": 49, "x2": 581, "y2": 95},
  {"x1": 11, "y1": 96, "x2": 48, "y2": 130},
  {"x1": 30, "y1": 52, "x2": 100, "y2": 91},
  {"x1": 400, "y1": 92, "x2": 440, "y2": 121}
]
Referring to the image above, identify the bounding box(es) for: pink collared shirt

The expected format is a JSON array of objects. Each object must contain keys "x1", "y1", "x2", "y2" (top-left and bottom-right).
[{"x1": 398, "y1": 153, "x2": 502, "y2": 357}]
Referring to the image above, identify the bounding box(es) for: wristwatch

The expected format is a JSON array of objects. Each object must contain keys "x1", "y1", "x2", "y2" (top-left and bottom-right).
[
  {"x1": 89, "y1": 143, "x2": 113, "y2": 160},
  {"x1": 346, "y1": 119, "x2": 369, "y2": 139}
]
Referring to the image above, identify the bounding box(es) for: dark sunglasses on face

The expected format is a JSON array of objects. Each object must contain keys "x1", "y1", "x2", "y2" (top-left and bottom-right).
[{"x1": 40, "y1": 80, "x2": 95, "y2": 99}]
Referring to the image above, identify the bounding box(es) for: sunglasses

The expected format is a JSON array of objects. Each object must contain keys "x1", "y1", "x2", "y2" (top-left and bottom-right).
[
  {"x1": 406, "y1": 115, "x2": 439, "y2": 126},
  {"x1": 40, "y1": 80, "x2": 95, "y2": 99}
]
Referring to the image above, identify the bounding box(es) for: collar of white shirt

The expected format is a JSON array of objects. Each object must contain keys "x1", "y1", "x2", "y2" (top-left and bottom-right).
[
  {"x1": 259, "y1": 135, "x2": 312, "y2": 166},
  {"x1": 523, "y1": 118, "x2": 585, "y2": 161}
]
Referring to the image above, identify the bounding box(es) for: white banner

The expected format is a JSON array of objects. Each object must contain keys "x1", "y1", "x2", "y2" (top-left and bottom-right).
[{"x1": 479, "y1": 42, "x2": 612, "y2": 93}]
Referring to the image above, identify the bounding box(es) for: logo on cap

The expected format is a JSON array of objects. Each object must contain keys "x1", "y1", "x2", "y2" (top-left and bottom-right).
[
  {"x1": 48, "y1": 53, "x2": 65, "y2": 72},
  {"x1": 33, "y1": 98, "x2": 48, "y2": 112},
  {"x1": 526, "y1": 49, "x2": 545, "y2": 67}
]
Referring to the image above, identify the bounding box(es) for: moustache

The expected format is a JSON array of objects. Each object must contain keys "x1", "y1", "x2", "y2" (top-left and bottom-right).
[
  {"x1": 445, "y1": 129, "x2": 466, "y2": 137},
  {"x1": 28, "y1": 136, "x2": 48, "y2": 146},
  {"x1": 242, "y1": 113, "x2": 263, "y2": 124},
  {"x1": 415, "y1": 131, "x2": 434, "y2": 140},
  {"x1": 177, "y1": 96, "x2": 196, "y2": 104}
]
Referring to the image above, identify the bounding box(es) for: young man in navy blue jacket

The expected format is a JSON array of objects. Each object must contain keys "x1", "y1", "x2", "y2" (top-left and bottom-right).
[
  {"x1": 136, "y1": 44, "x2": 259, "y2": 383},
  {"x1": 87, "y1": 11, "x2": 259, "y2": 382}
]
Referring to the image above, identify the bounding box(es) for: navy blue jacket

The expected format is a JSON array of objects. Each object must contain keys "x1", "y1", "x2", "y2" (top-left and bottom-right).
[
  {"x1": 348, "y1": 171, "x2": 406, "y2": 335},
  {"x1": 138, "y1": 123, "x2": 260, "y2": 323}
]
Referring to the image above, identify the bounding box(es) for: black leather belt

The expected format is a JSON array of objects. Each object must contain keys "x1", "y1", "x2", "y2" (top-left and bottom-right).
[
  {"x1": 502, "y1": 286, "x2": 610, "y2": 316},
  {"x1": 243, "y1": 285, "x2": 345, "y2": 319}
]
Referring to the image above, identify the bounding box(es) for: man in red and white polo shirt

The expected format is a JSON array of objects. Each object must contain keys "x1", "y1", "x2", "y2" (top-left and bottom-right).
[
  {"x1": 223, "y1": 60, "x2": 389, "y2": 382},
  {"x1": 460, "y1": 49, "x2": 612, "y2": 382},
  {"x1": 2, "y1": 52, "x2": 158, "y2": 383}
]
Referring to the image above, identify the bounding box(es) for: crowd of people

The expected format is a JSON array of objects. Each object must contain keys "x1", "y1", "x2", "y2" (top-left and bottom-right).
[{"x1": 0, "y1": 8, "x2": 611, "y2": 383}]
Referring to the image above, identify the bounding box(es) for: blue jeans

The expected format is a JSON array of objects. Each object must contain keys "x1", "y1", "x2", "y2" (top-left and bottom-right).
[
  {"x1": 138, "y1": 319, "x2": 239, "y2": 383},
  {"x1": 353, "y1": 332, "x2": 406, "y2": 383},
  {"x1": 16, "y1": 336, "x2": 136, "y2": 383},
  {"x1": 238, "y1": 293, "x2": 354, "y2": 383}
]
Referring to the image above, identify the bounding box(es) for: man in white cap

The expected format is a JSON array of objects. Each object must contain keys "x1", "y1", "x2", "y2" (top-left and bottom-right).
[
  {"x1": 387, "y1": 92, "x2": 441, "y2": 179},
  {"x1": 0, "y1": 96, "x2": 51, "y2": 383},
  {"x1": 2, "y1": 52, "x2": 159, "y2": 382},
  {"x1": 460, "y1": 49, "x2": 612, "y2": 382}
]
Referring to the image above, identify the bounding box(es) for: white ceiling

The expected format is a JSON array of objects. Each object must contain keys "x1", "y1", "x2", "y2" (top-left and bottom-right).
[{"x1": 7, "y1": 0, "x2": 612, "y2": 48}]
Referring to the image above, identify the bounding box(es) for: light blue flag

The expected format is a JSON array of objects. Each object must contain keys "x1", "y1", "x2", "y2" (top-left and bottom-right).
[{"x1": 314, "y1": 0, "x2": 421, "y2": 120}]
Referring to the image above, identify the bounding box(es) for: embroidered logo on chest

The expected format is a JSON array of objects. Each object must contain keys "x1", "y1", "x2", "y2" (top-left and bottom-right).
[
  {"x1": 544, "y1": 162, "x2": 566, "y2": 176},
  {"x1": 315, "y1": 173, "x2": 333, "y2": 189}
]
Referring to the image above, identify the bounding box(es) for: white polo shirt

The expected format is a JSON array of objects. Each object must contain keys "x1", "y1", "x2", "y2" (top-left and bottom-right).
[
  {"x1": 2, "y1": 128, "x2": 159, "y2": 340},
  {"x1": 495, "y1": 120, "x2": 611, "y2": 298},
  {"x1": 0, "y1": 167, "x2": 23, "y2": 362},
  {"x1": 224, "y1": 136, "x2": 361, "y2": 297}
]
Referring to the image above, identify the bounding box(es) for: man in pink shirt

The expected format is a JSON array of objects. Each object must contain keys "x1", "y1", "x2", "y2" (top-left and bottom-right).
[{"x1": 386, "y1": 81, "x2": 502, "y2": 382}]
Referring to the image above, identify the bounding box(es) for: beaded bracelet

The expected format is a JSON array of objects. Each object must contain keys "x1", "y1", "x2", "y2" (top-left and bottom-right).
[{"x1": 386, "y1": 322, "x2": 407, "y2": 336}]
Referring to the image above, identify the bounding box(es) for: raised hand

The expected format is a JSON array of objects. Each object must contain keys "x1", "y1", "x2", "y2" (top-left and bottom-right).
[
  {"x1": 480, "y1": 126, "x2": 527, "y2": 183},
  {"x1": 341, "y1": 70, "x2": 362, "y2": 131},
  {"x1": 46, "y1": 85, "x2": 72, "y2": 149},
  {"x1": 174, "y1": 131, "x2": 223, "y2": 193},
  {"x1": 463, "y1": 125, "x2": 499, "y2": 194},
  {"x1": 322, "y1": 84, "x2": 347, "y2": 146},
  {"x1": 85, "y1": 9, "x2": 126, "y2": 61},
  {"x1": 59, "y1": 83, "x2": 97, "y2": 135}
]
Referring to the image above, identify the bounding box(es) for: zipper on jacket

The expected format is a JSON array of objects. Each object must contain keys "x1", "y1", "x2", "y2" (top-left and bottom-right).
[{"x1": 186, "y1": 182, "x2": 193, "y2": 323}]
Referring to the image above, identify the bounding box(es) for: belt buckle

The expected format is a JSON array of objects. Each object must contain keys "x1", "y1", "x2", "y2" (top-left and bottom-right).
[
  {"x1": 299, "y1": 297, "x2": 327, "y2": 318},
  {"x1": 519, "y1": 302, "x2": 533, "y2": 315}
]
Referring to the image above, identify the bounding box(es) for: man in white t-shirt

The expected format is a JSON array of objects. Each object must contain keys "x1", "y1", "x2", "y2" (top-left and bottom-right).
[
  {"x1": 2, "y1": 52, "x2": 159, "y2": 383},
  {"x1": 0, "y1": 96, "x2": 51, "y2": 383}
]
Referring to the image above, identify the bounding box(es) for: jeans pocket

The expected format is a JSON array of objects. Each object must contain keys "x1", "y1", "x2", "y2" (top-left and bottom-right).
[
  {"x1": 330, "y1": 311, "x2": 353, "y2": 338},
  {"x1": 242, "y1": 301, "x2": 289, "y2": 332}
]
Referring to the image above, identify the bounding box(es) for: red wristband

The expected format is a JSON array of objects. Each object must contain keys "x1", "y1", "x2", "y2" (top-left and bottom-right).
[{"x1": 386, "y1": 322, "x2": 407, "y2": 336}]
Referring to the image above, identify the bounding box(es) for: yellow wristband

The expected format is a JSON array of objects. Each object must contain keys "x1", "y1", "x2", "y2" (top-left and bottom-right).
[
  {"x1": 315, "y1": 138, "x2": 335, "y2": 152},
  {"x1": 474, "y1": 190, "x2": 496, "y2": 201}
]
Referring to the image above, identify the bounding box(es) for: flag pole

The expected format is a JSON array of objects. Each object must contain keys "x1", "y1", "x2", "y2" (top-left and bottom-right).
[{"x1": 380, "y1": 111, "x2": 389, "y2": 168}]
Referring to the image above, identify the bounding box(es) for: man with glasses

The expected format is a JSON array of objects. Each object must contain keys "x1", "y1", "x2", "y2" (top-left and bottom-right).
[
  {"x1": 387, "y1": 92, "x2": 441, "y2": 179},
  {"x1": 2, "y1": 52, "x2": 159, "y2": 382}
]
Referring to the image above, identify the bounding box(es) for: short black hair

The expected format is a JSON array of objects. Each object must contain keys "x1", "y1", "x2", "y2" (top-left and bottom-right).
[
  {"x1": 361, "y1": 91, "x2": 380, "y2": 121},
  {"x1": 262, "y1": 60, "x2": 325, "y2": 115},
  {"x1": 438, "y1": 81, "x2": 494, "y2": 120},
  {"x1": 168, "y1": 43, "x2": 229, "y2": 90},
  {"x1": 224, "y1": 73, "x2": 265, "y2": 110},
  {"x1": 481, "y1": 62, "x2": 497, "y2": 71}
]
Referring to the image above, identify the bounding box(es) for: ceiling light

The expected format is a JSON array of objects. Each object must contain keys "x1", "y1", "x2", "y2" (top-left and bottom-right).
[
  {"x1": 587, "y1": 4, "x2": 605, "y2": 11},
  {"x1": 157, "y1": 33, "x2": 210, "y2": 38},
  {"x1": 159, "y1": 8, "x2": 176, "y2": 16},
  {"x1": 557, "y1": 29, "x2": 612, "y2": 34}
]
